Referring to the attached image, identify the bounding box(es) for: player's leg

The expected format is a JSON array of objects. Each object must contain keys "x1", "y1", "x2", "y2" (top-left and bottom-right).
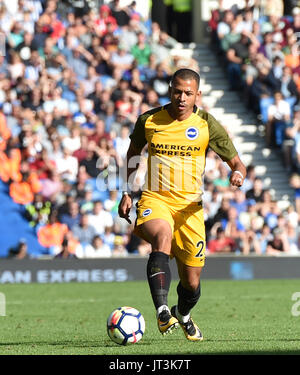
[
  {"x1": 176, "y1": 260, "x2": 202, "y2": 315},
  {"x1": 170, "y1": 206, "x2": 205, "y2": 341},
  {"x1": 171, "y1": 260, "x2": 203, "y2": 341},
  {"x1": 139, "y1": 219, "x2": 179, "y2": 335},
  {"x1": 141, "y1": 218, "x2": 172, "y2": 311}
]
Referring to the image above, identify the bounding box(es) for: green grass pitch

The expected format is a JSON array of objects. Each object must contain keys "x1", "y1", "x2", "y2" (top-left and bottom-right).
[{"x1": 0, "y1": 279, "x2": 299, "y2": 355}]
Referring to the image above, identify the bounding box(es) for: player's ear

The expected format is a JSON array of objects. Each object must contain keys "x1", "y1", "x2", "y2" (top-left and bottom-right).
[
  {"x1": 168, "y1": 81, "x2": 172, "y2": 97},
  {"x1": 196, "y1": 90, "x2": 202, "y2": 106}
]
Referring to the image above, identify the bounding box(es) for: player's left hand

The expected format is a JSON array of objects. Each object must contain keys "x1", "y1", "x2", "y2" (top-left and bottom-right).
[{"x1": 230, "y1": 171, "x2": 244, "y2": 188}]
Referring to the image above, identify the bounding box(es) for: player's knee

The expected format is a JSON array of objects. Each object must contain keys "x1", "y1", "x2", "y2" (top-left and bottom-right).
[
  {"x1": 184, "y1": 280, "x2": 201, "y2": 293},
  {"x1": 177, "y1": 281, "x2": 201, "y2": 302},
  {"x1": 152, "y1": 232, "x2": 172, "y2": 253},
  {"x1": 180, "y1": 272, "x2": 201, "y2": 292}
]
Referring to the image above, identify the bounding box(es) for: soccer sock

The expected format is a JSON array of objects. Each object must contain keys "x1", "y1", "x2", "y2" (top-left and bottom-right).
[
  {"x1": 146, "y1": 252, "x2": 171, "y2": 312},
  {"x1": 176, "y1": 281, "x2": 201, "y2": 318}
]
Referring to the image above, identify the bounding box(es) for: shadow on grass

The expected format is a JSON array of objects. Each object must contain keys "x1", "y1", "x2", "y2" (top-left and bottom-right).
[
  {"x1": 0, "y1": 339, "x2": 152, "y2": 349},
  {"x1": 0, "y1": 336, "x2": 300, "y2": 355}
]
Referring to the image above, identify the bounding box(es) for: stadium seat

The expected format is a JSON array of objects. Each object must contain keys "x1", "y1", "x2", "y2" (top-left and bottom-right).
[{"x1": 0, "y1": 180, "x2": 47, "y2": 257}]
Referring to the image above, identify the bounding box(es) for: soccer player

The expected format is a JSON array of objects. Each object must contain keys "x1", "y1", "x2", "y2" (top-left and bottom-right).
[{"x1": 118, "y1": 68, "x2": 246, "y2": 341}]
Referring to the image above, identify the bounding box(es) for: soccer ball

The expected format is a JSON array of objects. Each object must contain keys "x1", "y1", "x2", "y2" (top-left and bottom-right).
[{"x1": 107, "y1": 306, "x2": 145, "y2": 345}]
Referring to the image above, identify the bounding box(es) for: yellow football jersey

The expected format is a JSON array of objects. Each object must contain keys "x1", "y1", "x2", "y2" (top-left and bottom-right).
[{"x1": 130, "y1": 104, "x2": 237, "y2": 204}]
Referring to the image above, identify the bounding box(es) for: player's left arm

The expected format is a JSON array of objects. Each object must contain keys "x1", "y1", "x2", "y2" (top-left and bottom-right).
[
  {"x1": 226, "y1": 154, "x2": 247, "y2": 188},
  {"x1": 206, "y1": 112, "x2": 247, "y2": 188}
]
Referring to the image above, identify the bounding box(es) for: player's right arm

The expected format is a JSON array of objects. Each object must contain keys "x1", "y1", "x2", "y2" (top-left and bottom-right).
[
  {"x1": 118, "y1": 141, "x2": 144, "y2": 224},
  {"x1": 118, "y1": 115, "x2": 147, "y2": 224}
]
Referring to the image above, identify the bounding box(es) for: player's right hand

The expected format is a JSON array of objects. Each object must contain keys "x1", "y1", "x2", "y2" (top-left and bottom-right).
[{"x1": 118, "y1": 194, "x2": 133, "y2": 224}]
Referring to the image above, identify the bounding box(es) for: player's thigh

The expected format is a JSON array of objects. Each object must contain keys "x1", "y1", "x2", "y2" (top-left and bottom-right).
[
  {"x1": 134, "y1": 198, "x2": 174, "y2": 254},
  {"x1": 140, "y1": 219, "x2": 173, "y2": 253}
]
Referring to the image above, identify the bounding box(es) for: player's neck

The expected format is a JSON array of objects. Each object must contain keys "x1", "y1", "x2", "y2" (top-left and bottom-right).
[{"x1": 167, "y1": 107, "x2": 193, "y2": 122}]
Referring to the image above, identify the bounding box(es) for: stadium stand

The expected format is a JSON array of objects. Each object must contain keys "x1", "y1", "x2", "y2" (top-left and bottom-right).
[{"x1": 0, "y1": 0, "x2": 299, "y2": 258}]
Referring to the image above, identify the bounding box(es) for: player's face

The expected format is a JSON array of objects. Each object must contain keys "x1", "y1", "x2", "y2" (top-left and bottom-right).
[{"x1": 169, "y1": 77, "x2": 201, "y2": 120}]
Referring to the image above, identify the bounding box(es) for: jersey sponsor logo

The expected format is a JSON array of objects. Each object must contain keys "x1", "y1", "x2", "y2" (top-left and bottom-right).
[
  {"x1": 150, "y1": 142, "x2": 201, "y2": 156},
  {"x1": 142, "y1": 208, "x2": 152, "y2": 217},
  {"x1": 185, "y1": 127, "x2": 199, "y2": 140}
]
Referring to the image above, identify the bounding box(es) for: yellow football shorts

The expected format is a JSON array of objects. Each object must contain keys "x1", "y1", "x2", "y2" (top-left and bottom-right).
[{"x1": 134, "y1": 195, "x2": 206, "y2": 267}]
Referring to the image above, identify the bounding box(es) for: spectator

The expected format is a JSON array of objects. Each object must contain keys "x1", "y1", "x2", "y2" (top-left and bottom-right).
[
  {"x1": 39, "y1": 169, "x2": 63, "y2": 201},
  {"x1": 25, "y1": 193, "x2": 52, "y2": 228},
  {"x1": 207, "y1": 226, "x2": 236, "y2": 253},
  {"x1": 285, "y1": 105, "x2": 300, "y2": 171},
  {"x1": 205, "y1": 189, "x2": 222, "y2": 224},
  {"x1": 278, "y1": 66, "x2": 299, "y2": 103},
  {"x1": 149, "y1": 63, "x2": 171, "y2": 103},
  {"x1": 150, "y1": 30, "x2": 178, "y2": 65},
  {"x1": 88, "y1": 118, "x2": 111, "y2": 144},
  {"x1": 79, "y1": 187, "x2": 94, "y2": 214},
  {"x1": 79, "y1": 143, "x2": 99, "y2": 179},
  {"x1": 104, "y1": 190, "x2": 120, "y2": 217},
  {"x1": 110, "y1": 44, "x2": 135, "y2": 76},
  {"x1": 204, "y1": 149, "x2": 222, "y2": 181},
  {"x1": 239, "y1": 199, "x2": 262, "y2": 231},
  {"x1": 217, "y1": 10, "x2": 235, "y2": 46},
  {"x1": 72, "y1": 213, "x2": 97, "y2": 247},
  {"x1": 241, "y1": 164, "x2": 256, "y2": 193},
  {"x1": 266, "y1": 227, "x2": 290, "y2": 254},
  {"x1": 284, "y1": 39, "x2": 300, "y2": 71},
  {"x1": 291, "y1": 7, "x2": 300, "y2": 32},
  {"x1": 87, "y1": 200, "x2": 114, "y2": 235},
  {"x1": 213, "y1": 164, "x2": 230, "y2": 192},
  {"x1": 230, "y1": 189, "x2": 248, "y2": 215},
  {"x1": 246, "y1": 177, "x2": 266, "y2": 202},
  {"x1": 113, "y1": 125, "x2": 130, "y2": 160},
  {"x1": 242, "y1": 228, "x2": 261, "y2": 254},
  {"x1": 266, "y1": 91, "x2": 291, "y2": 147},
  {"x1": 221, "y1": 206, "x2": 245, "y2": 251},
  {"x1": 286, "y1": 222, "x2": 300, "y2": 254},
  {"x1": 9, "y1": 161, "x2": 42, "y2": 205},
  {"x1": 290, "y1": 173, "x2": 300, "y2": 216},
  {"x1": 37, "y1": 210, "x2": 69, "y2": 251},
  {"x1": 213, "y1": 197, "x2": 230, "y2": 224},
  {"x1": 131, "y1": 31, "x2": 152, "y2": 67},
  {"x1": 256, "y1": 223, "x2": 273, "y2": 254},
  {"x1": 55, "y1": 145, "x2": 79, "y2": 183},
  {"x1": 59, "y1": 201, "x2": 81, "y2": 230},
  {"x1": 225, "y1": 31, "x2": 253, "y2": 91},
  {"x1": 112, "y1": 235, "x2": 128, "y2": 257},
  {"x1": 110, "y1": 0, "x2": 130, "y2": 27},
  {"x1": 55, "y1": 238, "x2": 78, "y2": 259},
  {"x1": 250, "y1": 65, "x2": 279, "y2": 116},
  {"x1": 83, "y1": 235, "x2": 112, "y2": 258},
  {"x1": 96, "y1": 4, "x2": 118, "y2": 37},
  {"x1": 8, "y1": 239, "x2": 30, "y2": 259},
  {"x1": 137, "y1": 239, "x2": 152, "y2": 256},
  {"x1": 102, "y1": 226, "x2": 116, "y2": 250}
]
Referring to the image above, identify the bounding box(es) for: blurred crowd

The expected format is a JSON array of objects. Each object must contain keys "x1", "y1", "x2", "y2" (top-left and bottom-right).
[
  {"x1": 0, "y1": 0, "x2": 199, "y2": 259},
  {"x1": 0, "y1": 0, "x2": 299, "y2": 259},
  {"x1": 206, "y1": 0, "x2": 300, "y2": 254},
  {"x1": 210, "y1": 1, "x2": 300, "y2": 173}
]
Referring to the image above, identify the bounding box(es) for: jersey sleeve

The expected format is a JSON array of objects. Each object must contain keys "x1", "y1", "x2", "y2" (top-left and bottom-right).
[
  {"x1": 207, "y1": 113, "x2": 238, "y2": 161},
  {"x1": 129, "y1": 115, "x2": 147, "y2": 150}
]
